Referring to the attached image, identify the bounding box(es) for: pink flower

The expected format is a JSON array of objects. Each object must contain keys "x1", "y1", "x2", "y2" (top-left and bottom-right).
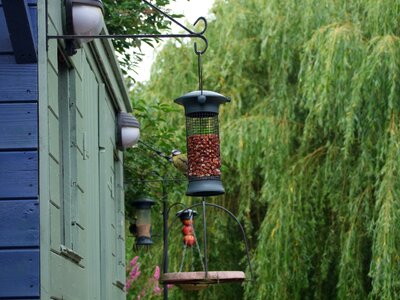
[
  {"x1": 130, "y1": 256, "x2": 139, "y2": 267},
  {"x1": 130, "y1": 265, "x2": 139, "y2": 276},
  {"x1": 126, "y1": 279, "x2": 132, "y2": 291},
  {"x1": 153, "y1": 284, "x2": 162, "y2": 295},
  {"x1": 153, "y1": 266, "x2": 160, "y2": 280},
  {"x1": 130, "y1": 264, "x2": 141, "y2": 281}
]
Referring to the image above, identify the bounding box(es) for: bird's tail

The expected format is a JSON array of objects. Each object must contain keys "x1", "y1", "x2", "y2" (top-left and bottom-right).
[{"x1": 138, "y1": 140, "x2": 171, "y2": 161}]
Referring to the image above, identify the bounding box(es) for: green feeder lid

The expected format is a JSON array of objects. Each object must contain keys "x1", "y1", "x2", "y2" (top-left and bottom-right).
[
  {"x1": 131, "y1": 197, "x2": 156, "y2": 209},
  {"x1": 175, "y1": 90, "x2": 230, "y2": 115}
]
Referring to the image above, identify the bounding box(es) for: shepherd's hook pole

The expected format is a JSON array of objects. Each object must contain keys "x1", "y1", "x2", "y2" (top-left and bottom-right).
[{"x1": 162, "y1": 179, "x2": 169, "y2": 300}]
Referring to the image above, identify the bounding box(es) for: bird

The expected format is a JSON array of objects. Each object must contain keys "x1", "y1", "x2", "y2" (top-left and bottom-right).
[
  {"x1": 171, "y1": 149, "x2": 188, "y2": 175},
  {"x1": 138, "y1": 141, "x2": 188, "y2": 175}
]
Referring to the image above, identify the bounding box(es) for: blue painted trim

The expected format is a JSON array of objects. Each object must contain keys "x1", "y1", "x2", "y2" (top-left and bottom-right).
[
  {"x1": 0, "y1": 0, "x2": 37, "y2": 4},
  {"x1": 2, "y1": 0, "x2": 37, "y2": 63},
  {"x1": 0, "y1": 249, "x2": 39, "y2": 298},
  {"x1": 0, "y1": 6, "x2": 37, "y2": 54},
  {"x1": 0, "y1": 200, "x2": 39, "y2": 248},
  {"x1": 0, "y1": 151, "x2": 38, "y2": 199},
  {"x1": 0, "y1": 103, "x2": 38, "y2": 150},
  {"x1": 0, "y1": 55, "x2": 38, "y2": 101}
]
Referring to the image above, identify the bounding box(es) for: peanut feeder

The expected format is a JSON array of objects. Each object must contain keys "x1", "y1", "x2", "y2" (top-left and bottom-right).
[{"x1": 175, "y1": 90, "x2": 230, "y2": 197}]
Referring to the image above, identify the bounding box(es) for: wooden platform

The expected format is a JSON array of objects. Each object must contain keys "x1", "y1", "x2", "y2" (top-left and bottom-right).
[{"x1": 161, "y1": 271, "x2": 245, "y2": 290}]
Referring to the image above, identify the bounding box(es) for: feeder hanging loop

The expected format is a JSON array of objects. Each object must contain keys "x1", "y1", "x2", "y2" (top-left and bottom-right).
[
  {"x1": 193, "y1": 17, "x2": 208, "y2": 55},
  {"x1": 197, "y1": 53, "x2": 203, "y2": 94}
]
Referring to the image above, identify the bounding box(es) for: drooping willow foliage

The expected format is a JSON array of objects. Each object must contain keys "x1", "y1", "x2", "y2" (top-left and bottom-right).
[{"x1": 128, "y1": 0, "x2": 400, "y2": 299}]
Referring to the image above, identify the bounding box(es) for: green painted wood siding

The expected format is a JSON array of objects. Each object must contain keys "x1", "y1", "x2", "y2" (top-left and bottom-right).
[{"x1": 40, "y1": 0, "x2": 130, "y2": 298}]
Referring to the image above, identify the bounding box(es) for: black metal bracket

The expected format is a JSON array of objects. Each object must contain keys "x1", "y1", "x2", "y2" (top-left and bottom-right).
[
  {"x1": 2, "y1": 0, "x2": 37, "y2": 64},
  {"x1": 46, "y1": 0, "x2": 209, "y2": 56}
]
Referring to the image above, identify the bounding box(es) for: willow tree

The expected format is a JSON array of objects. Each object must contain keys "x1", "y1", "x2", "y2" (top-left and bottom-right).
[{"x1": 128, "y1": 0, "x2": 400, "y2": 299}]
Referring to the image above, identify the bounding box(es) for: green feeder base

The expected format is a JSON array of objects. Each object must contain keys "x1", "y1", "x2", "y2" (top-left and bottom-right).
[
  {"x1": 136, "y1": 236, "x2": 154, "y2": 246},
  {"x1": 186, "y1": 180, "x2": 225, "y2": 197}
]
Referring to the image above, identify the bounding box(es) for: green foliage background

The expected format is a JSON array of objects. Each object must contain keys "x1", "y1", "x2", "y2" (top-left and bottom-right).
[
  {"x1": 125, "y1": 0, "x2": 400, "y2": 299},
  {"x1": 103, "y1": 0, "x2": 183, "y2": 79}
]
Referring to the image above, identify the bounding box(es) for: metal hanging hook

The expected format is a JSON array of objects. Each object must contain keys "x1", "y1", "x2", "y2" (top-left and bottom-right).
[
  {"x1": 193, "y1": 17, "x2": 208, "y2": 55},
  {"x1": 193, "y1": 17, "x2": 208, "y2": 35},
  {"x1": 194, "y1": 36, "x2": 208, "y2": 56},
  {"x1": 197, "y1": 53, "x2": 203, "y2": 93}
]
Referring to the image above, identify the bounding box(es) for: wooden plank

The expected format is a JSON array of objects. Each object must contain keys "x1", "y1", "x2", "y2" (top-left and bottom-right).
[
  {"x1": 37, "y1": 0, "x2": 50, "y2": 297},
  {"x1": 49, "y1": 157, "x2": 61, "y2": 207},
  {"x1": 0, "y1": 151, "x2": 38, "y2": 199},
  {"x1": 0, "y1": 6, "x2": 37, "y2": 54},
  {"x1": 47, "y1": 4, "x2": 63, "y2": 38},
  {"x1": 0, "y1": 103, "x2": 37, "y2": 150},
  {"x1": 47, "y1": 22, "x2": 58, "y2": 70},
  {"x1": 47, "y1": 64, "x2": 59, "y2": 117},
  {"x1": 75, "y1": 109, "x2": 84, "y2": 155},
  {"x1": 48, "y1": 110, "x2": 60, "y2": 162},
  {"x1": 1, "y1": 1, "x2": 37, "y2": 62},
  {"x1": 50, "y1": 252, "x2": 87, "y2": 299},
  {"x1": 0, "y1": 249, "x2": 39, "y2": 298},
  {"x1": 115, "y1": 156, "x2": 126, "y2": 284},
  {"x1": 0, "y1": 7, "x2": 11, "y2": 53},
  {"x1": 0, "y1": 55, "x2": 37, "y2": 101},
  {"x1": 50, "y1": 203, "x2": 61, "y2": 252},
  {"x1": 99, "y1": 84, "x2": 124, "y2": 299},
  {"x1": 76, "y1": 152, "x2": 86, "y2": 193},
  {"x1": 0, "y1": 199, "x2": 39, "y2": 248},
  {"x1": 74, "y1": 63, "x2": 83, "y2": 116},
  {"x1": 85, "y1": 74, "x2": 101, "y2": 300},
  {"x1": 76, "y1": 189, "x2": 86, "y2": 229},
  {"x1": 89, "y1": 35, "x2": 130, "y2": 112}
]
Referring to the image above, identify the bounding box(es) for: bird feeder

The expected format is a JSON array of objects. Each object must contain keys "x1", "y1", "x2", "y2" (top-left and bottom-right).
[
  {"x1": 161, "y1": 203, "x2": 250, "y2": 292},
  {"x1": 131, "y1": 197, "x2": 155, "y2": 246},
  {"x1": 175, "y1": 90, "x2": 230, "y2": 197},
  {"x1": 177, "y1": 209, "x2": 198, "y2": 247}
]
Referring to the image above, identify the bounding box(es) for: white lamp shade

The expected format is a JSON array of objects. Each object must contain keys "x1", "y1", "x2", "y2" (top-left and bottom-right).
[
  {"x1": 121, "y1": 127, "x2": 140, "y2": 149},
  {"x1": 72, "y1": 4, "x2": 104, "y2": 42}
]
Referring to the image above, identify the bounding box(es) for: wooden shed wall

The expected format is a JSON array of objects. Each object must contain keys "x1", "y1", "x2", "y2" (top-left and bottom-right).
[
  {"x1": 40, "y1": 1, "x2": 129, "y2": 299},
  {"x1": 0, "y1": 0, "x2": 40, "y2": 299}
]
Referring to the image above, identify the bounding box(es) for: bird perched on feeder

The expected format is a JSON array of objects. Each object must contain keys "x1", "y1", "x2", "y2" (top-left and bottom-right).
[
  {"x1": 171, "y1": 149, "x2": 188, "y2": 176},
  {"x1": 138, "y1": 141, "x2": 188, "y2": 176}
]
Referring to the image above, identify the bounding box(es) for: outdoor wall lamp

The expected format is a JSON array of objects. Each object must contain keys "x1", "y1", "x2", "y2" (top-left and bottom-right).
[
  {"x1": 117, "y1": 112, "x2": 141, "y2": 151},
  {"x1": 46, "y1": 0, "x2": 209, "y2": 57},
  {"x1": 131, "y1": 197, "x2": 156, "y2": 246},
  {"x1": 64, "y1": 0, "x2": 104, "y2": 55}
]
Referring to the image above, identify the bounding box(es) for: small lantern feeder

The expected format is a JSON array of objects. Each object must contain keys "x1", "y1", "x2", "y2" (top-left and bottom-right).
[
  {"x1": 175, "y1": 90, "x2": 230, "y2": 197},
  {"x1": 131, "y1": 197, "x2": 155, "y2": 246}
]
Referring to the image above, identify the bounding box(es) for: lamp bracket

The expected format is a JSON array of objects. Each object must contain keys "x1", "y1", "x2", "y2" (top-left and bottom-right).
[{"x1": 47, "y1": 0, "x2": 209, "y2": 55}]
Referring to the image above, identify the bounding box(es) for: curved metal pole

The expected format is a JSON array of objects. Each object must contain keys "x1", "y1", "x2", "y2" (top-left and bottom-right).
[
  {"x1": 162, "y1": 181, "x2": 169, "y2": 300},
  {"x1": 166, "y1": 202, "x2": 186, "y2": 215},
  {"x1": 201, "y1": 198, "x2": 208, "y2": 278},
  {"x1": 167, "y1": 201, "x2": 255, "y2": 281}
]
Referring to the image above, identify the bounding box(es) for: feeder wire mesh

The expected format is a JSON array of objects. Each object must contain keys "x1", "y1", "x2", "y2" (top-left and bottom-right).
[{"x1": 186, "y1": 112, "x2": 221, "y2": 181}]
